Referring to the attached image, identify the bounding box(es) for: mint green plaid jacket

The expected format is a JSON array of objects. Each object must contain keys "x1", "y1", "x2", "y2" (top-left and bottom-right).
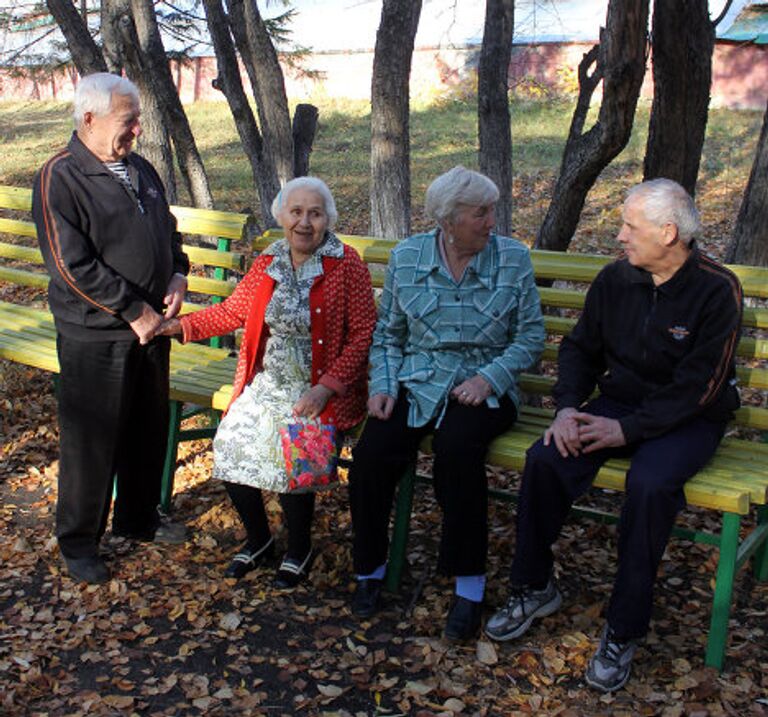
[{"x1": 369, "y1": 230, "x2": 546, "y2": 427}]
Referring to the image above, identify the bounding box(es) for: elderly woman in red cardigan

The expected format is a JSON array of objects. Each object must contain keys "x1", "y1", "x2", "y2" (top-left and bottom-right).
[{"x1": 159, "y1": 177, "x2": 376, "y2": 587}]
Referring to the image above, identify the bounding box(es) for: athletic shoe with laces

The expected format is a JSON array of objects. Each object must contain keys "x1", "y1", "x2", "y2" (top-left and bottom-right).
[
  {"x1": 584, "y1": 625, "x2": 638, "y2": 693},
  {"x1": 484, "y1": 578, "x2": 562, "y2": 641}
]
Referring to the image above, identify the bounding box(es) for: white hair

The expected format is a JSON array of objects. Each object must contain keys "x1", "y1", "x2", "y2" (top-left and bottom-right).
[
  {"x1": 73, "y1": 73, "x2": 139, "y2": 128},
  {"x1": 626, "y1": 178, "x2": 702, "y2": 245},
  {"x1": 424, "y1": 165, "x2": 500, "y2": 224},
  {"x1": 271, "y1": 176, "x2": 338, "y2": 229}
]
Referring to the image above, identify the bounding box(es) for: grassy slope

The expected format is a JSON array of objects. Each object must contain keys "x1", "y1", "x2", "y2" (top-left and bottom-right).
[{"x1": 0, "y1": 97, "x2": 762, "y2": 256}]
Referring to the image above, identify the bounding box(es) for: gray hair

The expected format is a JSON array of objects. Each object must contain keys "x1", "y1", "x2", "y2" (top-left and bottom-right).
[
  {"x1": 424, "y1": 166, "x2": 500, "y2": 224},
  {"x1": 73, "y1": 73, "x2": 139, "y2": 128},
  {"x1": 271, "y1": 176, "x2": 338, "y2": 229},
  {"x1": 626, "y1": 178, "x2": 702, "y2": 245}
]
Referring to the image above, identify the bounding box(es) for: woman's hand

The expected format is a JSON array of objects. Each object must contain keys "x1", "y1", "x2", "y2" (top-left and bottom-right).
[
  {"x1": 451, "y1": 375, "x2": 493, "y2": 406},
  {"x1": 155, "y1": 317, "x2": 183, "y2": 337},
  {"x1": 368, "y1": 393, "x2": 396, "y2": 421},
  {"x1": 293, "y1": 384, "x2": 334, "y2": 419}
]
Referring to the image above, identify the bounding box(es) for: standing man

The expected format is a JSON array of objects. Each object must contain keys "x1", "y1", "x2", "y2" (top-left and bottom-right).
[
  {"x1": 484, "y1": 179, "x2": 742, "y2": 691},
  {"x1": 32, "y1": 73, "x2": 190, "y2": 584}
]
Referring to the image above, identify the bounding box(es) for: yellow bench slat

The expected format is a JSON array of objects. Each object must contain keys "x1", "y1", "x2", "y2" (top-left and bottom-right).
[
  {"x1": 0, "y1": 218, "x2": 37, "y2": 239},
  {"x1": 0, "y1": 186, "x2": 32, "y2": 210}
]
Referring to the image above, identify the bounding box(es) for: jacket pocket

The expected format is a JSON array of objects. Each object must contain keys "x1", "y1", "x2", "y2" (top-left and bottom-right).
[
  {"x1": 399, "y1": 291, "x2": 441, "y2": 342},
  {"x1": 471, "y1": 288, "x2": 518, "y2": 341}
]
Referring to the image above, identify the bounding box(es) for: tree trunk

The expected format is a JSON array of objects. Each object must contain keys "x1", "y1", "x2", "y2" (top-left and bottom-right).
[
  {"x1": 127, "y1": 0, "x2": 214, "y2": 210},
  {"x1": 370, "y1": 0, "x2": 422, "y2": 239},
  {"x1": 100, "y1": 0, "x2": 125, "y2": 73},
  {"x1": 535, "y1": 0, "x2": 649, "y2": 252},
  {"x1": 643, "y1": 0, "x2": 713, "y2": 196},
  {"x1": 202, "y1": 0, "x2": 278, "y2": 225},
  {"x1": 226, "y1": 0, "x2": 294, "y2": 186},
  {"x1": 101, "y1": 0, "x2": 177, "y2": 202},
  {"x1": 293, "y1": 104, "x2": 319, "y2": 178},
  {"x1": 725, "y1": 100, "x2": 768, "y2": 266},
  {"x1": 478, "y1": 0, "x2": 514, "y2": 236},
  {"x1": 46, "y1": 0, "x2": 107, "y2": 74}
]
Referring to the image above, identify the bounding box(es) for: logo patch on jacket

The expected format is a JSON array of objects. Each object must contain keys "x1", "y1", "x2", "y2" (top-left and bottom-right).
[
  {"x1": 147, "y1": 187, "x2": 159, "y2": 199},
  {"x1": 668, "y1": 325, "x2": 690, "y2": 341}
]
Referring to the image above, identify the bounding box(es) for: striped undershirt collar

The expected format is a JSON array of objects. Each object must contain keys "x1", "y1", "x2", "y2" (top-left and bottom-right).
[
  {"x1": 104, "y1": 160, "x2": 131, "y2": 186},
  {"x1": 103, "y1": 159, "x2": 144, "y2": 213}
]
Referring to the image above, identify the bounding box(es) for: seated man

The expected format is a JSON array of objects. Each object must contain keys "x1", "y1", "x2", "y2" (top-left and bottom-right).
[{"x1": 485, "y1": 178, "x2": 742, "y2": 692}]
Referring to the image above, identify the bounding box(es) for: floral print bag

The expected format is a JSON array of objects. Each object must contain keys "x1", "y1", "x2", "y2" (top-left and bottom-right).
[{"x1": 279, "y1": 418, "x2": 339, "y2": 492}]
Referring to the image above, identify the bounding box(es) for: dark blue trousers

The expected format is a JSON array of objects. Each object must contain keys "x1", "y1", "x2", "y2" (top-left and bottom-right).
[{"x1": 511, "y1": 395, "x2": 725, "y2": 639}]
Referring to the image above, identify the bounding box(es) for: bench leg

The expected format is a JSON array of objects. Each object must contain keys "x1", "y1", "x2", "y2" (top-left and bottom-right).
[
  {"x1": 705, "y1": 511, "x2": 741, "y2": 671},
  {"x1": 754, "y1": 505, "x2": 768, "y2": 582},
  {"x1": 160, "y1": 400, "x2": 183, "y2": 513},
  {"x1": 385, "y1": 463, "x2": 416, "y2": 593}
]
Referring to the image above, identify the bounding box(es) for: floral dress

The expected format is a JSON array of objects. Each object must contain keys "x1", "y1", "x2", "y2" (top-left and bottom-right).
[{"x1": 212, "y1": 235, "x2": 344, "y2": 491}]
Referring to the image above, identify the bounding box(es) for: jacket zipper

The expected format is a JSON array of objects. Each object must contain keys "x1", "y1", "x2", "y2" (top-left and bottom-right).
[{"x1": 641, "y1": 286, "x2": 658, "y2": 364}]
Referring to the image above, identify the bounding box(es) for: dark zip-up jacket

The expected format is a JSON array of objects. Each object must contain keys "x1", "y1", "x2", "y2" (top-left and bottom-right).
[
  {"x1": 554, "y1": 244, "x2": 742, "y2": 444},
  {"x1": 32, "y1": 132, "x2": 189, "y2": 341}
]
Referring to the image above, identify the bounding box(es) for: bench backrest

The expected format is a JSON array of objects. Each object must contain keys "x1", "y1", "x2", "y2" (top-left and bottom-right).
[
  {"x1": 253, "y1": 228, "x2": 768, "y2": 432},
  {"x1": 0, "y1": 186, "x2": 250, "y2": 335}
]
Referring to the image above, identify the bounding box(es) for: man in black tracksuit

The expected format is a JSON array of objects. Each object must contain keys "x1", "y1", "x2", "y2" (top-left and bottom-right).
[
  {"x1": 32, "y1": 73, "x2": 190, "y2": 584},
  {"x1": 484, "y1": 179, "x2": 742, "y2": 692}
]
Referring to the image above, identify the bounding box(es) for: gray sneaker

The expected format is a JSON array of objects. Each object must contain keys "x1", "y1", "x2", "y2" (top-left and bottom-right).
[
  {"x1": 584, "y1": 625, "x2": 638, "y2": 693},
  {"x1": 484, "y1": 579, "x2": 562, "y2": 641}
]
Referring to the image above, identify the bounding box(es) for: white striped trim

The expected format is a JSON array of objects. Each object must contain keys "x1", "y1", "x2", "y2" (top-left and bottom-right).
[
  {"x1": 278, "y1": 548, "x2": 313, "y2": 575},
  {"x1": 232, "y1": 536, "x2": 274, "y2": 566}
]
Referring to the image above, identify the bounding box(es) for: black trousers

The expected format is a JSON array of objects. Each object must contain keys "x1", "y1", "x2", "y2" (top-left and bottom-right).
[
  {"x1": 511, "y1": 395, "x2": 726, "y2": 639},
  {"x1": 55, "y1": 334, "x2": 170, "y2": 559},
  {"x1": 349, "y1": 390, "x2": 517, "y2": 577}
]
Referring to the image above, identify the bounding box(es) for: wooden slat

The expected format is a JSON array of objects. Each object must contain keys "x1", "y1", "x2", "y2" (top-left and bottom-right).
[
  {"x1": 0, "y1": 242, "x2": 42, "y2": 263},
  {"x1": 171, "y1": 206, "x2": 250, "y2": 240},
  {"x1": 0, "y1": 218, "x2": 37, "y2": 239},
  {"x1": 0, "y1": 266, "x2": 48, "y2": 288},
  {"x1": 0, "y1": 186, "x2": 32, "y2": 211},
  {"x1": 184, "y1": 245, "x2": 244, "y2": 270},
  {"x1": 186, "y1": 275, "x2": 235, "y2": 298}
]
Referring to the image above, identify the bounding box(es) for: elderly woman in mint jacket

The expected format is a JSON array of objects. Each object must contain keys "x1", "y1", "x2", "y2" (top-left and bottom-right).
[{"x1": 348, "y1": 166, "x2": 545, "y2": 640}]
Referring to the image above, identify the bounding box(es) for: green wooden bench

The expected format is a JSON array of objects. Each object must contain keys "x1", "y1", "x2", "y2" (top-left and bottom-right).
[
  {"x1": 254, "y1": 228, "x2": 768, "y2": 671},
  {"x1": 0, "y1": 184, "x2": 249, "y2": 511}
]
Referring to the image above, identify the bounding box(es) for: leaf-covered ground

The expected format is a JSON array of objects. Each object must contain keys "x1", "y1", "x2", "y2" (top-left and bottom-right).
[{"x1": 1, "y1": 357, "x2": 767, "y2": 717}]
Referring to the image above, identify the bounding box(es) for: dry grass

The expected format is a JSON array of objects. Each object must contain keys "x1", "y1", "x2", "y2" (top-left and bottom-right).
[{"x1": 0, "y1": 96, "x2": 763, "y2": 257}]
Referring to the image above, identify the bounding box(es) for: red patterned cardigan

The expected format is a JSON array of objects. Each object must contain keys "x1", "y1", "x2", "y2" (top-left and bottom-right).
[{"x1": 179, "y1": 244, "x2": 377, "y2": 430}]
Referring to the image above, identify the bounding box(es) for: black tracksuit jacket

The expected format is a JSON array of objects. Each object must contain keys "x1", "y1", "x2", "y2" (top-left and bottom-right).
[
  {"x1": 554, "y1": 244, "x2": 743, "y2": 444},
  {"x1": 32, "y1": 132, "x2": 189, "y2": 341}
]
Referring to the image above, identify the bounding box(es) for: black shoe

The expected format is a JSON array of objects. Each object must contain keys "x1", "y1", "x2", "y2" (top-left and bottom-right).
[
  {"x1": 352, "y1": 578, "x2": 383, "y2": 619},
  {"x1": 274, "y1": 547, "x2": 314, "y2": 589},
  {"x1": 224, "y1": 537, "x2": 275, "y2": 579},
  {"x1": 444, "y1": 596, "x2": 483, "y2": 642},
  {"x1": 64, "y1": 555, "x2": 110, "y2": 584}
]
